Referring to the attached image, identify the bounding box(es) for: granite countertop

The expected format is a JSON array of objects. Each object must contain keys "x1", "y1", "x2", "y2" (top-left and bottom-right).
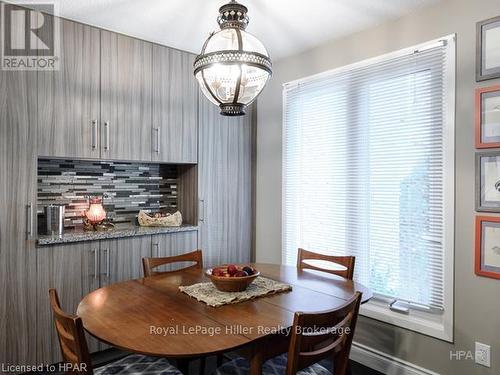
[{"x1": 37, "y1": 224, "x2": 198, "y2": 246}]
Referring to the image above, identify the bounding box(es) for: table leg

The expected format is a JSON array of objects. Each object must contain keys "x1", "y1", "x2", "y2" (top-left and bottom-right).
[{"x1": 248, "y1": 348, "x2": 264, "y2": 375}]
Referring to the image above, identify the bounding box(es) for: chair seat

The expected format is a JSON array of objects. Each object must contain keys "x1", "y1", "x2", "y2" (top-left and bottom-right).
[
  {"x1": 94, "y1": 354, "x2": 183, "y2": 375},
  {"x1": 213, "y1": 354, "x2": 332, "y2": 375}
]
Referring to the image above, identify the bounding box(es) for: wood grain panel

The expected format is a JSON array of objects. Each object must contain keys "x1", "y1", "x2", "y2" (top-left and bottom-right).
[
  {"x1": 198, "y1": 95, "x2": 253, "y2": 267},
  {"x1": 36, "y1": 242, "x2": 100, "y2": 363},
  {"x1": 0, "y1": 16, "x2": 38, "y2": 364},
  {"x1": 151, "y1": 231, "x2": 199, "y2": 273},
  {"x1": 102, "y1": 236, "x2": 152, "y2": 285},
  {"x1": 37, "y1": 19, "x2": 100, "y2": 158},
  {"x1": 101, "y1": 31, "x2": 152, "y2": 161},
  {"x1": 152, "y1": 46, "x2": 198, "y2": 163},
  {"x1": 177, "y1": 164, "x2": 198, "y2": 225}
]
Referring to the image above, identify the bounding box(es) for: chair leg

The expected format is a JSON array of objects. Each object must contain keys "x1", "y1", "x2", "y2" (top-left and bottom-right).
[
  {"x1": 199, "y1": 356, "x2": 206, "y2": 375},
  {"x1": 176, "y1": 358, "x2": 189, "y2": 374},
  {"x1": 216, "y1": 354, "x2": 224, "y2": 367}
]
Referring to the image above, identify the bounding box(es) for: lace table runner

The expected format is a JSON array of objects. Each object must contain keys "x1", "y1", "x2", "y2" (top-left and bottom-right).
[{"x1": 179, "y1": 277, "x2": 292, "y2": 307}]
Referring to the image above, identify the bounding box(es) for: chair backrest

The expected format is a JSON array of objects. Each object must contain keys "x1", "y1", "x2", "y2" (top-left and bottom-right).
[
  {"x1": 49, "y1": 289, "x2": 93, "y2": 375},
  {"x1": 286, "y1": 292, "x2": 362, "y2": 375},
  {"x1": 297, "y1": 248, "x2": 355, "y2": 280},
  {"x1": 142, "y1": 249, "x2": 203, "y2": 277}
]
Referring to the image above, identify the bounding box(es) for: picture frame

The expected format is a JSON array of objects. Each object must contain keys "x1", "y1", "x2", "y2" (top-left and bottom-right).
[
  {"x1": 476, "y1": 16, "x2": 500, "y2": 82},
  {"x1": 475, "y1": 216, "x2": 500, "y2": 279},
  {"x1": 475, "y1": 85, "x2": 500, "y2": 148},
  {"x1": 476, "y1": 151, "x2": 500, "y2": 212}
]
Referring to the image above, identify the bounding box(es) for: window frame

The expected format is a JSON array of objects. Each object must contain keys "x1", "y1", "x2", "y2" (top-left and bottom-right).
[{"x1": 282, "y1": 35, "x2": 456, "y2": 342}]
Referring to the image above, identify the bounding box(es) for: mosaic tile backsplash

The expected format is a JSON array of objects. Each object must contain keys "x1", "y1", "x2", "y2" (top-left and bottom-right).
[{"x1": 38, "y1": 159, "x2": 178, "y2": 228}]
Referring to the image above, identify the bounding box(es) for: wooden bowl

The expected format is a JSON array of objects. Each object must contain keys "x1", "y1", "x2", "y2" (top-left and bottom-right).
[{"x1": 205, "y1": 267, "x2": 260, "y2": 292}]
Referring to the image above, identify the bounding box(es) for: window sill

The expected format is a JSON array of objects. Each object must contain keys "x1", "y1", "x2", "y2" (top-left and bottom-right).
[{"x1": 359, "y1": 298, "x2": 453, "y2": 342}]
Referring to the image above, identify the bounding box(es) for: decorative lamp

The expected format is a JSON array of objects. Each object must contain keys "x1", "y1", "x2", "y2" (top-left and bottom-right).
[
  {"x1": 85, "y1": 196, "x2": 106, "y2": 225},
  {"x1": 194, "y1": 0, "x2": 272, "y2": 116}
]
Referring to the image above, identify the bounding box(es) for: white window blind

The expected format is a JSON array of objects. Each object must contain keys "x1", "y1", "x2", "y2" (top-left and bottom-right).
[{"x1": 283, "y1": 39, "x2": 454, "y2": 311}]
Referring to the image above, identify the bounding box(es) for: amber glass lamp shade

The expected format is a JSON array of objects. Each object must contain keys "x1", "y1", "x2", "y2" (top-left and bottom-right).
[{"x1": 85, "y1": 197, "x2": 106, "y2": 224}]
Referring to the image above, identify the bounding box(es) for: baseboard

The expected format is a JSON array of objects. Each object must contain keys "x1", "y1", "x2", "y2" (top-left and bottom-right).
[{"x1": 350, "y1": 342, "x2": 440, "y2": 375}]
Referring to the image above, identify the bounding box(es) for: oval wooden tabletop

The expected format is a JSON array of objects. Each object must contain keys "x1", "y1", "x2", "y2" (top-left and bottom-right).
[{"x1": 77, "y1": 263, "x2": 372, "y2": 358}]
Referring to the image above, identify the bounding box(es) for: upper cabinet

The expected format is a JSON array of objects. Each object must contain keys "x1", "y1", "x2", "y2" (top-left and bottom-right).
[
  {"x1": 100, "y1": 31, "x2": 153, "y2": 161},
  {"x1": 36, "y1": 18, "x2": 198, "y2": 163},
  {"x1": 152, "y1": 46, "x2": 198, "y2": 163},
  {"x1": 37, "y1": 19, "x2": 100, "y2": 158}
]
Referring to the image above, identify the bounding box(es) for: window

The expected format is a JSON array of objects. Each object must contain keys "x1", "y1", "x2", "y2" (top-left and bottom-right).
[{"x1": 283, "y1": 36, "x2": 455, "y2": 341}]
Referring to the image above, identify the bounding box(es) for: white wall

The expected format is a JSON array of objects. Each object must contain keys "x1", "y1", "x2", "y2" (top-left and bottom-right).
[{"x1": 255, "y1": 0, "x2": 500, "y2": 373}]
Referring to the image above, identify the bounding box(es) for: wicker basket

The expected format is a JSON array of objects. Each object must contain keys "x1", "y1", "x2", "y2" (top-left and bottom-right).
[{"x1": 137, "y1": 210, "x2": 182, "y2": 227}]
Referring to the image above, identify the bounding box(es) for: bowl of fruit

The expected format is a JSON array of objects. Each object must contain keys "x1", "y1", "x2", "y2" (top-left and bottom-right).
[{"x1": 206, "y1": 264, "x2": 260, "y2": 292}]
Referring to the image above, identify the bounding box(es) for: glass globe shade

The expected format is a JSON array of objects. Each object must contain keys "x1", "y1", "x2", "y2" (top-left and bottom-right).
[{"x1": 194, "y1": 1, "x2": 272, "y2": 116}]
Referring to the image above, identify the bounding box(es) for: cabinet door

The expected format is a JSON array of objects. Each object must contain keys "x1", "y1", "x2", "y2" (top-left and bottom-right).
[
  {"x1": 101, "y1": 236, "x2": 152, "y2": 285},
  {"x1": 101, "y1": 31, "x2": 152, "y2": 161},
  {"x1": 0, "y1": 34, "x2": 38, "y2": 365},
  {"x1": 36, "y1": 243, "x2": 100, "y2": 363},
  {"x1": 37, "y1": 19, "x2": 100, "y2": 158},
  {"x1": 198, "y1": 96, "x2": 253, "y2": 267},
  {"x1": 152, "y1": 45, "x2": 198, "y2": 163},
  {"x1": 151, "y1": 231, "x2": 199, "y2": 272}
]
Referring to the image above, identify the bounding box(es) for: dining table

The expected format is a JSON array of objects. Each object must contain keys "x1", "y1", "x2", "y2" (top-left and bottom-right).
[{"x1": 77, "y1": 263, "x2": 372, "y2": 375}]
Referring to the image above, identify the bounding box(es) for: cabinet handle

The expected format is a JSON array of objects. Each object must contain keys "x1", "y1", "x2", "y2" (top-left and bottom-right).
[
  {"x1": 103, "y1": 248, "x2": 110, "y2": 278},
  {"x1": 104, "y1": 121, "x2": 110, "y2": 151},
  {"x1": 199, "y1": 199, "x2": 205, "y2": 222},
  {"x1": 152, "y1": 243, "x2": 159, "y2": 257},
  {"x1": 26, "y1": 202, "x2": 33, "y2": 239},
  {"x1": 92, "y1": 249, "x2": 98, "y2": 280},
  {"x1": 154, "y1": 127, "x2": 160, "y2": 154},
  {"x1": 91, "y1": 120, "x2": 98, "y2": 149}
]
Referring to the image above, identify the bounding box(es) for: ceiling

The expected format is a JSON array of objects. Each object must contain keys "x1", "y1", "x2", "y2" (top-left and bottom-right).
[{"x1": 10, "y1": 0, "x2": 439, "y2": 60}]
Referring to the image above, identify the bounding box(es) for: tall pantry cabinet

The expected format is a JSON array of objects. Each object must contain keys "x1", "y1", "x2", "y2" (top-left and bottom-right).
[{"x1": 0, "y1": 13, "x2": 38, "y2": 366}]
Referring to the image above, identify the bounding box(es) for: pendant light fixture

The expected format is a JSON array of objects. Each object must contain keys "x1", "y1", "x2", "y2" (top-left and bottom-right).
[{"x1": 194, "y1": 0, "x2": 272, "y2": 116}]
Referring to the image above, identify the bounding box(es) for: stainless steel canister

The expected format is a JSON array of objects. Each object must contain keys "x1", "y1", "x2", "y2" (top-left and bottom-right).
[{"x1": 44, "y1": 204, "x2": 65, "y2": 236}]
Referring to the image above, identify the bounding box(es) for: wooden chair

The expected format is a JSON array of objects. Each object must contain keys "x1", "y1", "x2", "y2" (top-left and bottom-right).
[
  {"x1": 142, "y1": 249, "x2": 203, "y2": 277},
  {"x1": 297, "y1": 248, "x2": 355, "y2": 280},
  {"x1": 49, "y1": 289, "x2": 93, "y2": 374},
  {"x1": 142, "y1": 249, "x2": 210, "y2": 373},
  {"x1": 214, "y1": 292, "x2": 362, "y2": 375},
  {"x1": 49, "y1": 289, "x2": 182, "y2": 375}
]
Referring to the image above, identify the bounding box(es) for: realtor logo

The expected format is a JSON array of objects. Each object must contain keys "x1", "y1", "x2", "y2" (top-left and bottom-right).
[{"x1": 1, "y1": 2, "x2": 59, "y2": 70}]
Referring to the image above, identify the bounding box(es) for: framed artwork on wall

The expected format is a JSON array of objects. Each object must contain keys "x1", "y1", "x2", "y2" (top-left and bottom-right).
[
  {"x1": 475, "y1": 85, "x2": 500, "y2": 148},
  {"x1": 476, "y1": 151, "x2": 500, "y2": 211},
  {"x1": 475, "y1": 216, "x2": 500, "y2": 279},
  {"x1": 477, "y1": 16, "x2": 500, "y2": 81}
]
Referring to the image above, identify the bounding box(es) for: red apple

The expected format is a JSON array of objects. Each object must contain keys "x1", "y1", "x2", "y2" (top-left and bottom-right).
[
  {"x1": 234, "y1": 270, "x2": 248, "y2": 277},
  {"x1": 227, "y1": 264, "x2": 238, "y2": 276},
  {"x1": 212, "y1": 268, "x2": 224, "y2": 277}
]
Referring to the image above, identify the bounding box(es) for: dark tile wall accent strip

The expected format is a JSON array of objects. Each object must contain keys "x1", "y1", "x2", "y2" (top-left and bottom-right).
[{"x1": 37, "y1": 159, "x2": 178, "y2": 227}]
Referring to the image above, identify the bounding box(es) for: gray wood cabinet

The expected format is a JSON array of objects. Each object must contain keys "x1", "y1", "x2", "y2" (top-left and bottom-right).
[
  {"x1": 37, "y1": 19, "x2": 100, "y2": 159},
  {"x1": 36, "y1": 235, "x2": 153, "y2": 362},
  {"x1": 151, "y1": 231, "x2": 198, "y2": 272},
  {"x1": 100, "y1": 31, "x2": 153, "y2": 161},
  {"x1": 152, "y1": 45, "x2": 198, "y2": 163},
  {"x1": 0, "y1": 38, "x2": 38, "y2": 365},
  {"x1": 102, "y1": 236, "x2": 152, "y2": 284},
  {"x1": 36, "y1": 17, "x2": 198, "y2": 163},
  {"x1": 198, "y1": 96, "x2": 254, "y2": 267},
  {"x1": 36, "y1": 243, "x2": 100, "y2": 363}
]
